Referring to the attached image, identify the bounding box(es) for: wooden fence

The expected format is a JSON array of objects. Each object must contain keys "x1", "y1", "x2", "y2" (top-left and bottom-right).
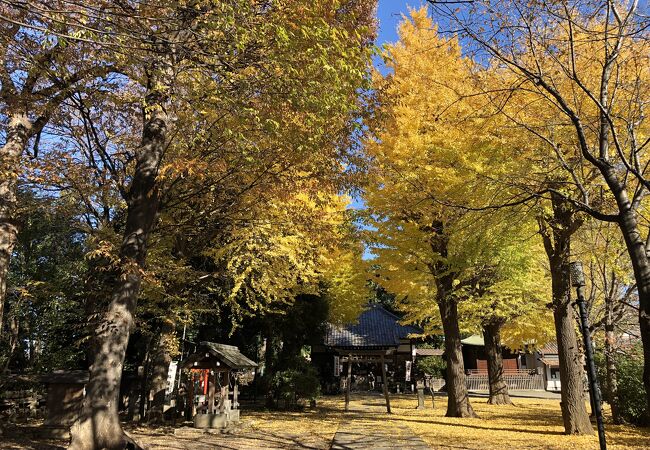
[{"x1": 466, "y1": 373, "x2": 545, "y2": 391}]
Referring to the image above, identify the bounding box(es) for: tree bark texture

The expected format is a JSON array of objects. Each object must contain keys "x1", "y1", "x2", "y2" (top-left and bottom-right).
[
  {"x1": 482, "y1": 321, "x2": 512, "y2": 405},
  {"x1": 0, "y1": 113, "x2": 32, "y2": 335},
  {"x1": 264, "y1": 330, "x2": 282, "y2": 407},
  {"x1": 614, "y1": 203, "x2": 650, "y2": 422},
  {"x1": 604, "y1": 319, "x2": 621, "y2": 424},
  {"x1": 540, "y1": 194, "x2": 593, "y2": 435},
  {"x1": 601, "y1": 292, "x2": 621, "y2": 424},
  {"x1": 147, "y1": 319, "x2": 175, "y2": 423},
  {"x1": 428, "y1": 220, "x2": 477, "y2": 418},
  {"x1": 68, "y1": 85, "x2": 168, "y2": 450},
  {"x1": 439, "y1": 298, "x2": 477, "y2": 417}
]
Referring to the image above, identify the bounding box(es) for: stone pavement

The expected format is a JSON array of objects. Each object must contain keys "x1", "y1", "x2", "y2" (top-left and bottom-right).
[
  {"x1": 330, "y1": 396, "x2": 430, "y2": 449},
  {"x1": 330, "y1": 422, "x2": 430, "y2": 450}
]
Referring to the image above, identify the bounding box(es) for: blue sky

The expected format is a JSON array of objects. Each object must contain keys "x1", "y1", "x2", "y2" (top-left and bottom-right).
[
  {"x1": 348, "y1": 0, "x2": 423, "y2": 211},
  {"x1": 374, "y1": 0, "x2": 423, "y2": 74}
]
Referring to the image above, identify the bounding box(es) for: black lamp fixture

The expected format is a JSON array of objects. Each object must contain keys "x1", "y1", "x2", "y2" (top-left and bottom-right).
[
  {"x1": 570, "y1": 261, "x2": 606, "y2": 450},
  {"x1": 569, "y1": 261, "x2": 586, "y2": 287}
]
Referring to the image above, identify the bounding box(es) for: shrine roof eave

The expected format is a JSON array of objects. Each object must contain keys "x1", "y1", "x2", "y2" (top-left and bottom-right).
[{"x1": 328, "y1": 346, "x2": 397, "y2": 355}]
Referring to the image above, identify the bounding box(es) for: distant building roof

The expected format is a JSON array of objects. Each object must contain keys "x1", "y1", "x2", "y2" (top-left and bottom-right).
[
  {"x1": 539, "y1": 356, "x2": 560, "y2": 367},
  {"x1": 539, "y1": 342, "x2": 558, "y2": 355},
  {"x1": 183, "y1": 342, "x2": 257, "y2": 370},
  {"x1": 461, "y1": 335, "x2": 485, "y2": 347},
  {"x1": 415, "y1": 348, "x2": 444, "y2": 357},
  {"x1": 40, "y1": 370, "x2": 89, "y2": 384},
  {"x1": 324, "y1": 305, "x2": 422, "y2": 349}
]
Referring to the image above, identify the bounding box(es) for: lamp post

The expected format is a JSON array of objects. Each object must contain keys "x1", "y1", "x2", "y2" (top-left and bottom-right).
[{"x1": 570, "y1": 261, "x2": 606, "y2": 450}]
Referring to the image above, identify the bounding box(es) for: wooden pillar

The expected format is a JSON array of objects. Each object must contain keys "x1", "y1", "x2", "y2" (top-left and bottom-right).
[
  {"x1": 429, "y1": 384, "x2": 436, "y2": 409},
  {"x1": 187, "y1": 372, "x2": 195, "y2": 419},
  {"x1": 225, "y1": 371, "x2": 230, "y2": 410},
  {"x1": 345, "y1": 354, "x2": 352, "y2": 412},
  {"x1": 208, "y1": 371, "x2": 216, "y2": 414},
  {"x1": 381, "y1": 354, "x2": 391, "y2": 414},
  {"x1": 233, "y1": 379, "x2": 239, "y2": 410}
]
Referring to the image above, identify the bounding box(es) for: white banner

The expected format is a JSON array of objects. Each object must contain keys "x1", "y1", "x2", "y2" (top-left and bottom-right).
[
  {"x1": 405, "y1": 360, "x2": 412, "y2": 382},
  {"x1": 166, "y1": 361, "x2": 178, "y2": 395}
]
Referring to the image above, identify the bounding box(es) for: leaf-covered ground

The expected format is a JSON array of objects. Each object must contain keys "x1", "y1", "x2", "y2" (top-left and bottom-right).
[
  {"x1": 385, "y1": 394, "x2": 650, "y2": 450},
  {"x1": 3, "y1": 394, "x2": 649, "y2": 449}
]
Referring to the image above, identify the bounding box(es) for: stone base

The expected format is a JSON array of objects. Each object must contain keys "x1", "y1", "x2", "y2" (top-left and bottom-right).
[
  {"x1": 193, "y1": 410, "x2": 241, "y2": 429},
  {"x1": 193, "y1": 413, "x2": 227, "y2": 429}
]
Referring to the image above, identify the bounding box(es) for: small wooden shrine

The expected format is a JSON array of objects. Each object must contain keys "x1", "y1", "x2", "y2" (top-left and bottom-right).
[
  {"x1": 39, "y1": 370, "x2": 89, "y2": 438},
  {"x1": 181, "y1": 341, "x2": 257, "y2": 429}
]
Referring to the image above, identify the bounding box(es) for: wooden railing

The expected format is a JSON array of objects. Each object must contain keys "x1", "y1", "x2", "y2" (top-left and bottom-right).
[
  {"x1": 467, "y1": 369, "x2": 540, "y2": 375},
  {"x1": 465, "y1": 373, "x2": 545, "y2": 391}
]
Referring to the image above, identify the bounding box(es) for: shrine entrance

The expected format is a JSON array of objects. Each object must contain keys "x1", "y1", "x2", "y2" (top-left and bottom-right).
[
  {"x1": 312, "y1": 305, "x2": 423, "y2": 412},
  {"x1": 339, "y1": 350, "x2": 393, "y2": 413}
]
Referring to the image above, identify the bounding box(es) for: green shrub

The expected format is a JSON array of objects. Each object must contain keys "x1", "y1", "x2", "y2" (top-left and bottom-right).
[
  {"x1": 270, "y1": 360, "x2": 321, "y2": 409},
  {"x1": 416, "y1": 355, "x2": 446, "y2": 378},
  {"x1": 615, "y1": 344, "x2": 648, "y2": 425}
]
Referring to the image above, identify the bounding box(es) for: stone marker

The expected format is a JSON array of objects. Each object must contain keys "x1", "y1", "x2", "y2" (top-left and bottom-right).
[{"x1": 416, "y1": 382, "x2": 426, "y2": 410}]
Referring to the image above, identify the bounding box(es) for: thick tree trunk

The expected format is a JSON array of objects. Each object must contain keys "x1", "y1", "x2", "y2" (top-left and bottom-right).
[
  {"x1": 0, "y1": 113, "x2": 32, "y2": 335},
  {"x1": 552, "y1": 292, "x2": 592, "y2": 434},
  {"x1": 263, "y1": 329, "x2": 281, "y2": 407},
  {"x1": 616, "y1": 206, "x2": 650, "y2": 422},
  {"x1": 540, "y1": 194, "x2": 593, "y2": 435},
  {"x1": 483, "y1": 321, "x2": 512, "y2": 405},
  {"x1": 147, "y1": 319, "x2": 175, "y2": 423},
  {"x1": 1, "y1": 315, "x2": 20, "y2": 373},
  {"x1": 68, "y1": 87, "x2": 167, "y2": 450},
  {"x1": 139, "y1": 339, "x2": 152, "y2": 422},
  {"x1": 428, "y1": 220, "x2": 476, "y2": 418},
  {"x1": 439, "y1": 298, "x2": 477, "y2": 418}
]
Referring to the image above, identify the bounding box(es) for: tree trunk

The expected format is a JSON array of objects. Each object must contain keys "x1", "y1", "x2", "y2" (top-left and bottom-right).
[
  {"x1": 439, "y1": 297, "x2": 477, "y2": 417},
  {"x1": 552, "y1": 294, "x2": 592, "y2": 434},
  {"x1": 1, "y1": 314, "x2": 20, "y2": 373},
  {"x1": 0, "y1": 113, "x2": 32, "y2": 335},
  {"x1": 137, "y1": 336, "x2": 153, "y2": 422},
  {"x1": 68, "y1": 85, "x2": 168, "y2": 450},
  {"x1": 147, "y1": 319, "x2": 175, "y2": 423},
  {"x1": 428, "y1": 220, "x2": 476, "y2": 418},
  {"x1": 615, "y1": 205, "x2": 650, "y2": 422},
  {"x1": 604, "y1": 306, "x2": 621, "y2": 424},
  {"x1": 539, "y1": 193, "x2": 593, "y2": 435},
  {"x1": 263, "y1": 329, "x2": 281, "y2": 407},
  {"x1": 483, "y1": 321, "x2": 512, "y2": 405}
]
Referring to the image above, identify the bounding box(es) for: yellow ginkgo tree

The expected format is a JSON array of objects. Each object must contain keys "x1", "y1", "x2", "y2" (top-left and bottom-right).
[{"x1": 363, "y1": 7, "x2": 522, "y2": 418}]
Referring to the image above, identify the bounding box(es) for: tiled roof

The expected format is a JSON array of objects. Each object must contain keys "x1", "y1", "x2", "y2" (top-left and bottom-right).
[
  {"x1": 540, "y1": 342, "x2": 558, "y2": 355},
  {"x1": 187, "y1": 342, "x2": 258, "y2": 369},
  {"x1": 539, "y1": 356, "x2": 560, "y2": 367},
  {"x1": 415, "y1": 348, "x2": 444, "y2": 356},
  {"x1": 324, "y1": 305, "x2": 422, "y2": 349}
]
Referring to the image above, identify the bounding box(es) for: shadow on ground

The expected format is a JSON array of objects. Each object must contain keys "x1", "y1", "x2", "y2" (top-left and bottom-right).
[{"x1": 2, "y1": 394, "x2": 649, "y2": 450}]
